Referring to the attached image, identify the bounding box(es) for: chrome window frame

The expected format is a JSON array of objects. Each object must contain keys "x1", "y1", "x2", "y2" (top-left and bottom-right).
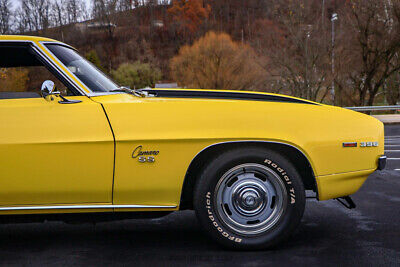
[{"x1": 39, "y1": 41, "x2": 122, "y2": 97}]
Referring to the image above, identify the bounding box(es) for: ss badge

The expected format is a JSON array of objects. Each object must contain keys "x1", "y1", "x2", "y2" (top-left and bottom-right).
[{"x1": 138, "y1": 156, "x2": 155, "y2": 163}]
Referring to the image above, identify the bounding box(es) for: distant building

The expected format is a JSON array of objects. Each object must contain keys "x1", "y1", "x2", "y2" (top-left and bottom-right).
[
  {"x1": 87, "y1": 22, "x2": 117, "y2": 30},
  {"x1": 74, "y1": 22, "x2": 117, "y2": 33},
  {"x1": 151, "y1": 20, "x2": 164, "y2": 28}
]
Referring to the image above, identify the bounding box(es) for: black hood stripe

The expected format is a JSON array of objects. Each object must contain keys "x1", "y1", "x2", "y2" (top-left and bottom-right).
[{"x1": 140, "y1": 89, "x2": 317, "y2": 105}]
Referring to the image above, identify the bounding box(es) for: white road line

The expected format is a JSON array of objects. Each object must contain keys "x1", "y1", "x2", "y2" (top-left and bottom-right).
[
  {"x1": 385, "y1": 145, "x2": 400, "y2": 147},
  {"x1": 385, "y1": 150, "x2": 400, "y2": 152},
  {"x1": 385, "y1": 136, "x2": 400, "y2": 138},
  {"x1": 387, "y1": 158, "x2": 400, "y2": 160}
]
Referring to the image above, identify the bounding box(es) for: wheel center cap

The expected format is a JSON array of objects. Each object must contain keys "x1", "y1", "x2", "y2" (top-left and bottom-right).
[
  {"x1": 240, "y1": 191, "x2": 262, "y2": 210},
  {"x1": 244, "y1": 194, "x2": 256, "y2": 207},
  {"x1": 231, "y1": 181, "x2": 268, "y2": 216}
]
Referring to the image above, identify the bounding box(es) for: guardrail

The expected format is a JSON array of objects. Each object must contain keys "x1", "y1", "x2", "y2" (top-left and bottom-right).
[{"x1": 346, "y1": 105, "x2": 400, "y2": 111}]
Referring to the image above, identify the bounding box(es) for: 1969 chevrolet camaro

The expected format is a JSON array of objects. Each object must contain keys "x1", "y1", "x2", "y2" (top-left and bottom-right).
[{"x1": 0, "y1": 35, "x2": 385, "y2": 250}]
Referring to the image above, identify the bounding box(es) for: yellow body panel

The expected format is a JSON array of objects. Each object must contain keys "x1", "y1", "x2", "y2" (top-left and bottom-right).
[
  {"x1": 316, "y1": 169, "x2": 374, "y2": 201},
  {"x1": 93, "y1": 93, "x2": 384, "y2": 205},
  {"x1": 0, "y1": 35, "x2": 385, "y2": 214},
  {"x1": 0, "y1": 96, "x2": 114, "y2": 205}
]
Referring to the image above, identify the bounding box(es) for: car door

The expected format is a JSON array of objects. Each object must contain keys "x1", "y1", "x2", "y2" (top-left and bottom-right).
[{"x1": 0, "y1": 42, "x2": 114, "y2": 206}]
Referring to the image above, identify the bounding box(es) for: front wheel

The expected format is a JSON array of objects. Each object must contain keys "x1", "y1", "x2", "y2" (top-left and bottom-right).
[{"x1": 194, "y1": 147, "x2": 305, "y2": 250}]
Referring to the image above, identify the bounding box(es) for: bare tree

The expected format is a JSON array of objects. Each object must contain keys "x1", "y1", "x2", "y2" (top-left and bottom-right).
[
  {"x1": 66, "y1": 0, "x2": 86, "y2": 23},
  {"x1": 92, "y1": 0, "x2": 118, "y2": 37},
  {"x1": 92, "y1": 0, "x2": 119, "y2": 70},
  {"x1": 77, "y1": 0, "x2": 91, "y2": 22},
  {"x1": 14, "y1": 8, "x2": 28, "y2": 33},
  {"x1": 257, "y1": 0, "x2": 331, "y2": 102},
  {"x1": 384, "y1": 54, "x2": 400, "y2": 105},
  {"x1": 118, "y1": 0, "x2": 133, "y2": 11},
  {"x1": 338, "y1": 0, "x2": 400, "y2": 106},
  {"x1": 52, "y1": 0, "x2": 68, "y2": 27},
  {"x1": 0, "y1": 0, "x2": 10, "y2": 34},
  {"x1": 17, "y1": 0, "x2": 51, "y2": 32}
]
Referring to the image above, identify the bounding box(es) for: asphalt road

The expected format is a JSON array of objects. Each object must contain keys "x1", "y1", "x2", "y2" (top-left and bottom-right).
[
  {"x1": 0, "y1": 126, "x2": 399, "y2": 266},
  {"x1": 384, "y1": 125, "x2": 400, "y2": 171}
]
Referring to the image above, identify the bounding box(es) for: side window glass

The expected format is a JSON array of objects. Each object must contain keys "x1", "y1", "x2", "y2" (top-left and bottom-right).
[
  {"x1": 0, "y1": 66, "x2": 69, "y2": 97},
  {"x1": 0, "y1": 44, "x2": 73, "y2": 99}
]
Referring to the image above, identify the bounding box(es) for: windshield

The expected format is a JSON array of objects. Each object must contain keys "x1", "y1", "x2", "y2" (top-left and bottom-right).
[{"x1": 45, "y1": 44, "x2": 118, "y2": 92}]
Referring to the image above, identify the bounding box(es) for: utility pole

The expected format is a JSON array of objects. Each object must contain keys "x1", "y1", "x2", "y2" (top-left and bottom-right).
[
  {"x1": 331, "y1": 12, "x2": 338, "y2": 105},
  {"x1": 322, "y1": 0, "x2": 325, "y2": 28},
  {"x1": 305, "y1": 25, "x2": 312, "y2": 100}
]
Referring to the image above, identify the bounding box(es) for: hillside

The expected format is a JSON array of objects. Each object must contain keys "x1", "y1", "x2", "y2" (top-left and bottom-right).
[{"x1": 5, "y1": 0, "x2": 400, "y2": 106}]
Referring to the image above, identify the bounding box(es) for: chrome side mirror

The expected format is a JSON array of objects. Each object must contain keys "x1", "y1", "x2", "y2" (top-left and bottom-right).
[
  {"x1": 41, "y1": 80, "x2": 60, "y2": 101},
  {"x1": 40, "y1": 80, "x2": 82, "y2": 104}
]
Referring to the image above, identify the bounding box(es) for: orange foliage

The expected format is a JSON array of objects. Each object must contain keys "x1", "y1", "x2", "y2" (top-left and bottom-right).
[
  {"x1": 0, "y1": 68, "x2": 29, "y2": 92},
  {"x1": 170, "y1": 31, "x2": 266, "y2": 90},
  {"x1": 168, "y1": 0, "x2": 211, "y2": 34}
]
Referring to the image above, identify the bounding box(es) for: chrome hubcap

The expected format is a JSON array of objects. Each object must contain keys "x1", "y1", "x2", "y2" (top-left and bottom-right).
[
  {"x1": 232, "y1": 182, "x2": 266, "y2": 216},
  {"x1": 215, "y1": 163, "x2": 287, "y2": 235}
]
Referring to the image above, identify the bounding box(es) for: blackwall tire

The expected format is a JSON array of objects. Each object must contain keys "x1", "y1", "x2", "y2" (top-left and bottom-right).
[{"x1": 193, "y1": 147, "x2": 305, "y2": 250}]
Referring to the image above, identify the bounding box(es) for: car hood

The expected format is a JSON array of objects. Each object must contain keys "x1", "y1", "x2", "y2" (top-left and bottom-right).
[{"x1": 139, "y1": 88, "x2": 318, "y2": 105}]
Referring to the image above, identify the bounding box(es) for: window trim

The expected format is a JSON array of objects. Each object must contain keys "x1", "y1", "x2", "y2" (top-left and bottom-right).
[
  {"x1": 40, "y1": 41, "x2": 119, "y2": 97},
  {"x1": 32, "y1": 42, "x2": 86, "y2": 96}
]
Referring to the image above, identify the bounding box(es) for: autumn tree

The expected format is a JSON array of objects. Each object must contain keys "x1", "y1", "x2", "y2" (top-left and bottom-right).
[
  {"x1": 168, "y1": 0, "x2": 211, "y2": 39},
  {"x1": 0, "y1": 0, "x2": 10, "y2": 34},
  {"x1": 170, "y1": 31, "x2": 265, "y2": 90}
]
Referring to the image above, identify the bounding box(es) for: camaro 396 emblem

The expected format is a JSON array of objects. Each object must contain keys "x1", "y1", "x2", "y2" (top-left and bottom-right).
[{"x1": 132, "y1": 145, "x2": 159, "y2": 163}]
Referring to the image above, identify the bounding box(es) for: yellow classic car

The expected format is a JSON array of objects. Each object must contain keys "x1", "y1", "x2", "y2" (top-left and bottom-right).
[{"x1": 0, "y1": 35, "x2": 385, "y2": 250}]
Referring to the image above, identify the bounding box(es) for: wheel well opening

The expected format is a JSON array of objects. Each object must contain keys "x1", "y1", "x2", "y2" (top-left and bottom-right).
[{"x1": 179, "y1": 142, "x2": 316, "y2": 210}]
